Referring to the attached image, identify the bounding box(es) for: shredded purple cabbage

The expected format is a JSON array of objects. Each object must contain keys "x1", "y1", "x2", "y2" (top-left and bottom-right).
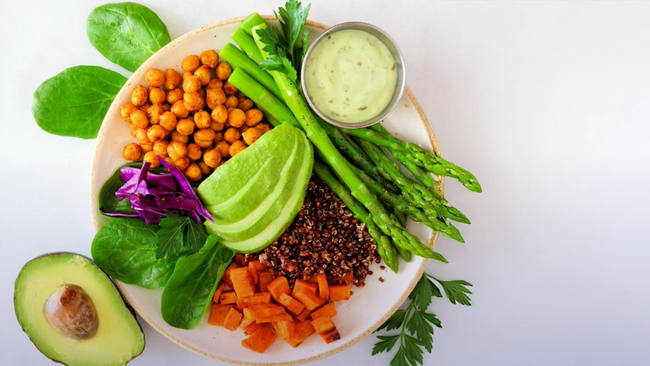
[{"x1": 105, "y1": 160, "x2": 214, "y2": 224}]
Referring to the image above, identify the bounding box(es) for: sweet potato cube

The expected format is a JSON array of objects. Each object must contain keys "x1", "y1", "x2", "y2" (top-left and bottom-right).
[
  {"x1": 231, "y1": 267, "x2": 255, "y2": 298},
  {"x1": 275, "y1": 320, "x2": 295, "y2": 340},
  {"x1": 293, "y1": 287, "x2": 322, "y2": 310},
  {"x1": 240, "y1": 308, "x2": 257, "y2": 329},
  {"x1": 295, "y1": 307, "x2": 312, "y2": 322},
  {"x1": 267, "y1": 276, "x2": 291, "y2": 302},
  {"x1": 223, "y1": 307, "x2": 243, "y2": 331},
  {"x1": 243, "y1": 322, "x2": 263, "y2": 335},
  {"x1": 208, "y1": 304, "x2": 234, "y2": 327},
  {"x1": 249, "y1": 304, "x2": 291, "y2": 323},
  {"x1": 278, "y1": 293, "x2": 305, "y2": 316},
  {"x1": 237, "y1": 292, "x2": 271, "y2": 310},
  {"x1": 286, "y1": 320, "x2": 315, "y2": 348},
  {"x1": 247, "y1": 261, "x2": 266, "y2": 285},
  {"x1": 219, "y1": 291, "x2": 237, "y2": 305},
  {"x1": 329, "y1": 284, "x2": 351, "y2": 302},
  {"x1": 320, "y1": 329, "x2": 341, "y2": 344},
  {"x1": 256, "y1": 312, "x2": 293, "y2": 324},
  {"x1": 342, "y1": 270, "x2": 354, "y2": 285},
  {"x1": 223, "y1": 262, "x2": 242, "y2": 288},
  {"x1": 212, "y1": 283, "x2": 225, "y2": 303},
  {"x1": 242, "y1": 326, "x2": 277, "y2": 353},
  {"x1": 312, "y1": 316, "x2": 340, "y2": 344},
  {"x1": 258, "y1": 272, "x2": 275, "y2": 293},
  {"x1": 311, "y1": 302, "x2": 337, "y2": 320},
  {"x1": 292, "y1": 279, "x2": 318, "y2": 296},
  {"x1": 315, "y1": 274, "x2": 329, "y2": 300}
]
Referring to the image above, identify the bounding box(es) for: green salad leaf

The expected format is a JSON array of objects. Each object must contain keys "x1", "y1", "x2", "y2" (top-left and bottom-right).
[
  {"x1": 91, "y1": 217, "x2": 176, "y2": 289},
  {"x1": 32, "y1": 66, "x2": 126, "y2": 139},
  {"x1": 87, "y1": 2, "x2": 171, "y2": 72},
  {"x1": 161, "y1": 235, "x2": 234, "y2": 329},
  {"x1": 155, "y1": 215, "x2": 208, "y2": 259}
]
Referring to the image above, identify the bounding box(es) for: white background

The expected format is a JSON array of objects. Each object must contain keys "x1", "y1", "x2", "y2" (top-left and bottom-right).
[{"x1": 2, "y1": 1, "x2": 649, "y2": 365}]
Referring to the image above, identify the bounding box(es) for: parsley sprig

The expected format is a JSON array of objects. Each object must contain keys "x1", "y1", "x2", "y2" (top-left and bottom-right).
[{"x1": 373, "y1": 274, "x2": 473, "y2": 366}]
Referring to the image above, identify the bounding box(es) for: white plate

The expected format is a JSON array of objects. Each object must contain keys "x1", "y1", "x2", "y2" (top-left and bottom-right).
[{"x1": 90, "y1": 16, "x2": 441, "y2": 366}]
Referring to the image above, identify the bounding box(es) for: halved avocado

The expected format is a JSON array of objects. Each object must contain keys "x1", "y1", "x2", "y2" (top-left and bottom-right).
[{"x1": 14, "y1": 252, "x2": 144, "y2": 366}]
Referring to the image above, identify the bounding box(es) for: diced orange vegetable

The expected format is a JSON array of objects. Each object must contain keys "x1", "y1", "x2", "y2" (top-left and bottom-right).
[
  {"x1": 315, "y1": 274, "x2": 329, "y2": 300},
  {"x1": 329, "y1": 284, "x2": 351, "y2": 302},
  {"x1": 312, "y1": 316, "x2": 340, "y2": 344},
  {"x1": 247, "y1": 304, "x2": 288, "y2": 324},
  {"x1": 242, "y1": 326, "x2": 277, "y2": 353},
  {"x1": 311, "y1": 302, "x2": 337, "y2": 320},
  {"x1": 295, "y1": 307, "x2": 312, "y2": 322},
  {"x1": 234, "y1": 253, "x2": 247, "y2": 267},
  {"x1": 240, "y1": 308, "x2": 256, "y2": 329},
  {"x1": 243, "y1": 322, "x2": 263, "y2": 335},
  {"x1": 292, "y1": 279, "x2": 318, "y2": 296},
  {"x1": 278, "y1": 293, "x2": 305, "y2": 316},
  {"x1": 223, "y1": 262, "x2": 242, "y2": 288},
  {"x1": 286, "y1": 320, "x2": 315, "y2": 348},
  {"x1": 342, "y1": 270, "x2": 353, "y2": 285},
  {"x1": 267, "y1": 276, "x2": 291, "y2": 302},
  {"x1": 256, "y1": 312, "x2": 293, "y2": 324},
  {"x1": 220, "y1": 291, "x2": 237, "y2": 305},
  {"x1": 258, "y1": 272, "x2": 275, "y2": 293},
  {"x1": 237, "y1": 292, "x2": 272, "y2": 310},
  {"x1": 212, "y1": 283, "x2": 225, "y2": 303},
  {"x1": 208, "y1": 304, "x2": 234, "y2": 327},
  {"x1": 231, "y1": 267, "x2": 255, "y2": 298},
  {"x1": 275, "y1": 320, "x2": 295, "y2": 340},
  {"x1": 223, "y1": 307, "x2": 243, "y2": 331},
  {"x1": 247, "y1": 260, "x2": 266, "y2": 285},
  {"x1": 293, "y1": 287, "x2": 322, "y2": 310}
]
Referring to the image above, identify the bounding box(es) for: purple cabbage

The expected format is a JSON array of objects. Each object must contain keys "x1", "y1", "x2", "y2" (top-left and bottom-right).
[{"x1": 103, "y1": 160, "x2": 213, "y2": 224}]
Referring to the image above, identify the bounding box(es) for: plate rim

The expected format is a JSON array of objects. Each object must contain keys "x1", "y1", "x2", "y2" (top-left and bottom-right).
[{"x1": 90, "y1": 15, "x2": 444, "y2": 366}]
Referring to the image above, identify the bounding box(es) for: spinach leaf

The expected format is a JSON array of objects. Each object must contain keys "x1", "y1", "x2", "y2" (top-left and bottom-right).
[
  {"x1": 155, "y1": 215, "x2": 208, "y2": 259},
  {"x1": 87, "y1": 2, "x2": 171, "y2": 72},
  {"x1": 161, "y1": 235, "x2": 233, "y2": 329},
  {"x1": 91, "y1": 217, "x2": 176, "y2": 288},
  {"x1": 98, "y1": 162, "x2": 140, "y2": 215},
  {"x1": 32, "y1": 66, "x2": 126, "y2": 139}
]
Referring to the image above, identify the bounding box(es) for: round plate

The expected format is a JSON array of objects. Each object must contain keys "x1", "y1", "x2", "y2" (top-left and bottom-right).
[{"x1": 90, "y1": 16, "x2": 442, "y2": 366}]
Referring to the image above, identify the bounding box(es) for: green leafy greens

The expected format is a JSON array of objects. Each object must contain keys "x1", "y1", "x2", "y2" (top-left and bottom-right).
[
  {"x1": 373, "y1": 274, "x2": 472, "y2": 366},
  {"x1": 155, "y1": 215, "x2": 209, "y2": 259}
]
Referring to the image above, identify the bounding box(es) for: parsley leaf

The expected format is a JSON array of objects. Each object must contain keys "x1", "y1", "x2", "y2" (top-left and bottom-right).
[
  {"x1": 433, "y1": 278, "x2": 473, "y2": 306},
  {"x1": 255, "y1": 24, "x2": 288, "y2": 57},
  {"x1": 259, "y1": 55, "x2": 298, "y2": 82},
  {"x1": 276, "y1": 0, "x2": 311, "y2": 63},
  {"x1": 372, "y1": 335, "x2": 399, "y2": 355},
  {"x1": 155, "y1": 215, "x2": 208, "y2": 259}
]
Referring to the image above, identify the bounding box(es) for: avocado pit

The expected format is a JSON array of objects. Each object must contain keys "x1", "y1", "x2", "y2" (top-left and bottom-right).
[{"x1": 44, "y1": 284, "x2": 98, "y2": 340}]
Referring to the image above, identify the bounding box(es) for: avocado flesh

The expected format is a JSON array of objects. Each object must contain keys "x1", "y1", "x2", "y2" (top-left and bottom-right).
[{"x1": 14, "y1": 253, "x2": 144, "y2": 366}]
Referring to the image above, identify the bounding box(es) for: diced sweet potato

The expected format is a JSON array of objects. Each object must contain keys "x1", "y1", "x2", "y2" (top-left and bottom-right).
[
  {"x1": 237, "y1": 292, "x2": 271, "y2": 310},
  {"x1": 234, "y1": 253, "x2": 247, "y2": 267},
  {"x1": 311, "y1": 302, "x2": 337, "y2": 320},
  {"x1": 223, "y1": 307, "x2": 243, "y2": 331},
  {"x1": 256, "y1": 312, "x2": 293, "y2": 324},
  {"x1": 243, "y1": 322, "x2": 263, "y2": 335},
  {"x1": 267, "y1": 276, "x2": 291, "y2": 302},
  {"x1": 223, "y1": 262, "x2": 242, "y2": 288},
  {"x1": 312, "y1": 316, "x2": 340, "y2": 344},
  {"x1": 295, "y1": 307, "x2": 312, "y2": 322},
  {"x1": 278, "y1": 293, "x2": 305, "y2": 316},
  {"x1": 240, "y1": 308, "x2": 257, "y2": 329},
  {"x1": 247, "y1": 260, "x2": 266, "y2": 285},
  {"x1": 286, "y1": 320, "x2": 315, "y2": 348},
  {"x1": 275, "y1": 320, "x2": 295, "y2": 340},
  {"x1": 329, "y1": 284, "x2": 351, "y2": 301},
  {"x1": 242, "y1": 325, "x2": 277, "y2": 353},
  {"x1": 212, "y1": 283, "x2": 225, "y2": 303},
  {"x1": 293, "y1": 287, "x2": 322, "y2": 310},
  {"x1": 292, "y1": 279, "x2": 318, "y2": 296},
  {"x1": 220, "y1": 291, "x2": 237, "y2": 305},
  {"x1": 231, "y1": 267, "x2": 255, "y2": 298},
  {"x1": 208, "y1": 304, "x2": 234, "y2": 327},
  {"x1": 315, "y1": 274, "x2": 329, "y2": 300},
  {"x1": 247, "y1": 304, "x2": 289, "y2": 323},
  {"x1": 258, "y1": 272, "x2": 275, "y2": 293}
]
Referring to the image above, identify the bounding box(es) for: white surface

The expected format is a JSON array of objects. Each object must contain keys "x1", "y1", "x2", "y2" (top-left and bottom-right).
[{"x1": 2, "y1": 1, "x2": 649, "y2": 365}]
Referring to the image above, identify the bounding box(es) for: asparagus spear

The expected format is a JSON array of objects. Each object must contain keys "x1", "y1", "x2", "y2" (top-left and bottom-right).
[{"x1": 232, "y1": 28, "x2": 264, "y2": 64}]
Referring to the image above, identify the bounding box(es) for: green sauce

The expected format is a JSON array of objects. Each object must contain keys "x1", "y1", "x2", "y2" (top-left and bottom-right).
[{"x1": 304, "y1": 29, "x2": 398, "y2": 124}]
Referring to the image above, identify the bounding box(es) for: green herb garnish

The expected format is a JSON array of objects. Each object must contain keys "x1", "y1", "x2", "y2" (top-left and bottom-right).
[{"x1": 155, "y1": 214, "x2": 209, "y2": 259}]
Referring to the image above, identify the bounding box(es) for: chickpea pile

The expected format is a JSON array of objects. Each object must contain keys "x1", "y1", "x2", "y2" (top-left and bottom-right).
[{"x1": 120, "y1": 50, "x2": 273, "y2": 181}]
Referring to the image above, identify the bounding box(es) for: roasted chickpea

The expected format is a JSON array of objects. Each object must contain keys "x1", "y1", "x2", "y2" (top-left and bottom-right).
[
  {"x1": 130, "y1": 127, "x2": 138, "y2": 138},
  {"x1": 223, "y1": 127, "x2": 241, "y2": 144},
  {"x1": 182, "y1": 74, "x2": 200, "y2": 93},
  {"x1": 167, "y1": 140, "x2": 188, "y2": 160},
  {"x1": 240, "y1": 125, "x2": 250, "y2": 133},
  {"x1": 140, "y1": 142, "x2": 154, "y2": 153},
  {"x1": 228, "y1": 108, "x2": 246, "y2": 128},
  {"x1": 153, "y1": 140, "x2": 169, "y2": 157},
  {"x1": 167, "y1": 88, "x2": 184, "y2": 104},
  {"x1": 162, "y1": 103, "x2": 172, "y2": 112},
  {"x1": 194, "y1": 110, "x2": 211, "y2": 129},
  {"x1": 210, "y1": 121, "x2": 225, "y2": 132},
  {"x1": 211, "y1": 106, "x2": 229, "y2": 125},
  {"x1": 225, "y1": 96, "x2": 239, "y2": 109},
  {"x1": 203, "y1": 148, "x2": 222, "y2": 168},
  {"x1": 149, "y1": 87, "x2": 166, "y2": 104},
  {"x1": 171, "y1": 130, "x2": 189, "y2": 144},
  {"x1": 147, "y1": 104, "x2": 164, "y2": 125},
  {"x1": 134, "y1": 128, "x2": 150, "y2": 144},
  {"x1": 206, "y1": 88, "x2": 226, "y2": 110},
  {"x1": 140, "y1": 103, "x2": 152, "y2": 113},
  {"x1": 215, "y1": 140, "x2": 231, "y2": 158},
  {"x1": 147, "y1": 125, "x2": 165, "y2": 142},
  {"x1": 131, "y1": 85, "x2": 148, "y2": 106},
  {"x1": 238, "y1": 97, "x2": 255, "y2": 112},
  {"x1": 145, "y1": 68, "x2": 165, "y2": 87},
  {"x1": 223, "y1": 81, "x2": 238, "y2": 96},
  {"x1": 176, "y1": 119, "x2": 195, "y2": 136},
  {"x1": 120, "y1": 103, "x2": 138, "y2": 122},
  {"x1": 229, "y1": 140, "x2": 247, "y2": 157},
  {"x1": 200, "y1": 50, "x2": 219, "y2": 69},
  {"x1": 171, "y1": 101, "x2": 189, "y2": 118},
  {"x1": 182, "y1": 55, "x2": 200, "y2": 72},
  {"x1": 242, "y1": 127, "x2": 262, "y2": 145},
  {"x1": 143, "y1": 151, "x2": 161, "y2": 168},
  {"x1": 183, "y1": 92, "x2": 202, "y2": 112},
  {"x1": 214, "y1": 131, "x2": 224, "y2": 142},
  {"x1": 130, "y1": 110, "x2": 149, "y2": 129},
  {"x1": 186, "y1": 143, "x2": 202, "y2": 160},
  {"x1": 122, "y1": 143, "x2": 142, "y2": 162},
  {"x1": 243, "y1": 108, "x2": 263, "y2": 126},
  {"x1": 206, "y1": 79, "x2": 223, "y2": 90},
  {"x1": 159, "y1": 111, "x2": 178, "y2": 131},
  {"x1": 185, "y1": 163, "x2": 202, "y2": 181},
  {"x1": 194, "y1": 128, "x2": 216, "y2": 148},
  {"x1": 194, "y1": 65, "x2": 211, "y2": 86},
  {"x1": 172, "y1": 156, "x2": 190, "y2": 171},
  {"x1": 256, "y1": 122, "x2": 272, "y2": 134},
  {"x1": 164, "y1": 68, "x2": 181, "y2": 90},
  {"x1": 216, "y1": 62, "x2": 232, "y2": 80},
  {"x1": 198, "y1": 161, "x2": 212, "y2": 175}
]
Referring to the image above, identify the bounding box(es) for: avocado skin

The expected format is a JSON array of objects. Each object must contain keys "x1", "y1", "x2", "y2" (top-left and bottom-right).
[{"x1": 14, "y1": 252, "x2": 145, "y2": 366}]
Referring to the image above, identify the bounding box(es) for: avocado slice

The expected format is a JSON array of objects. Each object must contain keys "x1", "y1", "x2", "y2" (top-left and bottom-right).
[{"x1": 14, "y1": 252, "x2": 145, "y2": 366}]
